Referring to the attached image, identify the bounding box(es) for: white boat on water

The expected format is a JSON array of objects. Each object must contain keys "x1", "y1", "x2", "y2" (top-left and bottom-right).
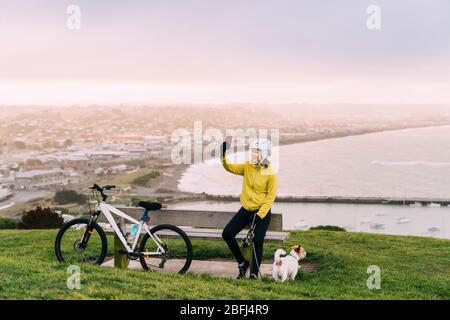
[
  {"x1": 375, "y1": 212, "x2": 387, "y2": 217},
  {"x1": 410, "y1": 202, "x2": 422, "y2": 207},
  {"x1": 428, "y1": 202, "x2": 441, "y2": 208},
  {"x1": 370, "y1": 223, "x2": 384, "y2": 230},
  {"x1": 396, "y1": 217, "x2": 411, "y2": 224},
  {"x1": 294, "y1": 220, "x2": 309, "y2": 229},
  {"x1": 360, "y1": 217, "x2": 372, "y2": 224}
]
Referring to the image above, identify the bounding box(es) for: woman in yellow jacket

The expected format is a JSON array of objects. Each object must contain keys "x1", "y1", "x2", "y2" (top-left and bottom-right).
[{"x1": 220, "y1": 138, "x2": 278, "y2": 279}]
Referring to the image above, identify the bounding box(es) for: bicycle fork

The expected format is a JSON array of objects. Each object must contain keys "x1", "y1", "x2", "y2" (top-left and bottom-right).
[{"x1": 79, "y1": 211, "x2": 100, "y2": 248}]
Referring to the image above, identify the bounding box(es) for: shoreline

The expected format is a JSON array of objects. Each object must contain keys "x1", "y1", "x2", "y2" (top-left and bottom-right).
[
  {"x1": 172, "y1": 194, "x2": 450, "y2": 206},
  {"x1": 276, "y1": 122, "x2": 450, "y2": 147},
  {"x1": 5, "y1": 122, "x2": 447, "y2": 214},
  {"x1": 163, "y1": 122, "x2": 450, "y2": 204}
]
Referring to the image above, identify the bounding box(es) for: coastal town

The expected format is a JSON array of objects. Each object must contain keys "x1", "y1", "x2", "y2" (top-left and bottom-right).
[{"x1": 1, "y1": 104, "x2": 450, "y2": 216}]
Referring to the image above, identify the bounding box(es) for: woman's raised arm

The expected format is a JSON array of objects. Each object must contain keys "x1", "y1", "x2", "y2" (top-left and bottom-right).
[{"x1": 221, "y1": 141, "x2": 245, "y2": 175}]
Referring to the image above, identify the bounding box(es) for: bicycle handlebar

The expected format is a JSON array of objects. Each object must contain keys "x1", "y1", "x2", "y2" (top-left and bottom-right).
[
  {"x1": 90, "y1": 184, "x2": 116, "y2": 191},
  {"x1": 89, "y1": 184, "x2": 116, "y2": 201}
]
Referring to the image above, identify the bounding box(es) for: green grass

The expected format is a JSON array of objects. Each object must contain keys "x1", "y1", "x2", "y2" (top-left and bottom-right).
[
  {"x1": 0, "y1": 229, "x2": 448, "y2": 299},
  {"x1": 131, "y1": 171, "x2": 161, "y2": 187},
  {"x1": 98, "y1": 169, "x2": 155, "y2": 186}
]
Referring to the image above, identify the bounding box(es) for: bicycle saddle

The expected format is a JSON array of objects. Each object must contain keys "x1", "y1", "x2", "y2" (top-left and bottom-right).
[{"x1": 138, "y1": 201, "x2": 162, "y2": 211}]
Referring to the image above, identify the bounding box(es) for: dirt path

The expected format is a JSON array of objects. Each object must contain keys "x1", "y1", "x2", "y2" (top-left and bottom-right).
[{"x1": 102, "y1": 258, "x2": 318, "y2": 279}]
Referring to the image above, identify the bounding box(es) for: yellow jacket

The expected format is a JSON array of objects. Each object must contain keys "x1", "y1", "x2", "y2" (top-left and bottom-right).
[{"x1": 222, "y1": 155, "x2": 278, "y2": 219}]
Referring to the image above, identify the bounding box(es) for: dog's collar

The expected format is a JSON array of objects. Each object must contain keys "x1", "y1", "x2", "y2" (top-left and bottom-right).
[{"x1": 281, "y1": 253, "x2": 299, "y2": 260}]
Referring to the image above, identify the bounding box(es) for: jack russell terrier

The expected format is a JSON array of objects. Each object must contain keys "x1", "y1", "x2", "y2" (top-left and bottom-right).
[{"x1": 272, "y1": 245, "x2": 306, "y2": 282}]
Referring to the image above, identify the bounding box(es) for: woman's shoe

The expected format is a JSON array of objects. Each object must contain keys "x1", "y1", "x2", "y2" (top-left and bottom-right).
[{"x1": 237, "y1": 261, "x2": 250, "y2": 279}]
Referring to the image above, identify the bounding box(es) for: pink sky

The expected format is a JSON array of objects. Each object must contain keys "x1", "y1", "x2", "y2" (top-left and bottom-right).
[{"x1": 1, "y1": 0, "x2": 449, "y2": 105}]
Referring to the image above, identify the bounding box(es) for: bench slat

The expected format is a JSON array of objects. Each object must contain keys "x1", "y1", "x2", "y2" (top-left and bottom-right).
[
  {"x1": 180, "y1": 229, "x2": 289, "y2": 242},
  {"x1": 103, "y1": 225, "x2": 289, "y2": 243},
  {"x1": 98, "y1": 207, "x2": 283, "y2": 231}
]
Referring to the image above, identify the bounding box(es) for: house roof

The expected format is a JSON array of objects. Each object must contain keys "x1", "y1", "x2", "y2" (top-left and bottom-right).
[{"x1": 16, "y1": 168, "x2": 65, "y2": 179}]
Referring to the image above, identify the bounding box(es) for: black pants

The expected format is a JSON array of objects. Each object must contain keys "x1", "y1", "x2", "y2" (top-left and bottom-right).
[{"x1": 222, "y1": 207, "x2": 271, "y2": 276}]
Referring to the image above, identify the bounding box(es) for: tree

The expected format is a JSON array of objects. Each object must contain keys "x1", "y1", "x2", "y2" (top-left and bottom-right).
[
  {"x1": 64, "y1": 139, "x2": 73, "y2": 148},
  {"x1": 54, "y1": 189, "x2": 87, "y2": 205},
  {"x1": 14, "y1": 141, "x2": 26, "y2": 149},
  {"x1": 132, "y1": 171, "x2": 161, "y2": 187},
  {"x1": 18, "y1": 207, "x2": 64, "y2": 229},
  {"x1": 0, "y1": 218, "x2": 17, "y2": 229}
]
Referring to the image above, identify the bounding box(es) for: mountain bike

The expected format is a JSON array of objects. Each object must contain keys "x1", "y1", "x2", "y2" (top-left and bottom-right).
[{"x1": 54, "y1": 184, "x2": 193, "y2": 273}]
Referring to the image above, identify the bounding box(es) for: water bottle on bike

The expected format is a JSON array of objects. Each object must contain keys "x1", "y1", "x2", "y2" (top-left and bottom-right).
[{"x1": 127, "y1": 224, "x2": 139, "y2": 244}]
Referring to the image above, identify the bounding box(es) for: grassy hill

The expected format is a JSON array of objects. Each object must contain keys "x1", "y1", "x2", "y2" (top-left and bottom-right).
[{"x1": 0, "y1": 229, "x2": 448, "y2": 299}]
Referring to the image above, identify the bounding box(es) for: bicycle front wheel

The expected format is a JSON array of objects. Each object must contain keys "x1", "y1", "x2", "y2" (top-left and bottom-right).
[
  {"x1": 139, "y1": 224, "x2": 193, "y2": 274},
  {"x1": 55, "y1": 218, "x2": 107, "y2": 265}
]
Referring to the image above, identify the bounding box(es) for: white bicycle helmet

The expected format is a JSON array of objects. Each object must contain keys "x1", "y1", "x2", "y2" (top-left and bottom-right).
[{"x1": 249, "y1": 138, "x2": 272, "y2": 165}]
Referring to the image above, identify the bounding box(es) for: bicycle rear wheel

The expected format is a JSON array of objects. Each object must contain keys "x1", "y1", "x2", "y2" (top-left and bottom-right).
[
  {"x1": 55, "y1": 218, "x2": 107, "y2": 265},
  {"x1": 139, "y1": 224, "x2": 193, "y2": 274}
]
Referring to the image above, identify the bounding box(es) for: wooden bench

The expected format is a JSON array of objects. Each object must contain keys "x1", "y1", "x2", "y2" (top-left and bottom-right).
[
  {"x1": 99, "y1": 206, "x2": 289, "y2": 268},
  {"x1": 100, "y1": 206, "x2": 288, "y2": 241}
]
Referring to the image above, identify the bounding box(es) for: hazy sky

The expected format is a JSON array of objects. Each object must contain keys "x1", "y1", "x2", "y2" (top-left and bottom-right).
[{"x1": 0, "y1": 0, "x2": 449, "y2": 105}]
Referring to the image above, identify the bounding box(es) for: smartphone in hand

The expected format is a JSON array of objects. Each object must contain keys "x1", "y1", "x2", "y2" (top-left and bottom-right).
[{"x1": 225, "y1": 136, "x2": 233, "y2": 150}]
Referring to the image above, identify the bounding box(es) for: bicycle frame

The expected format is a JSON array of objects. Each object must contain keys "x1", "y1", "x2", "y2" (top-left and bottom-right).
[{"x1": 95, "y1": 202, "x2": 166, "y2": 255}]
